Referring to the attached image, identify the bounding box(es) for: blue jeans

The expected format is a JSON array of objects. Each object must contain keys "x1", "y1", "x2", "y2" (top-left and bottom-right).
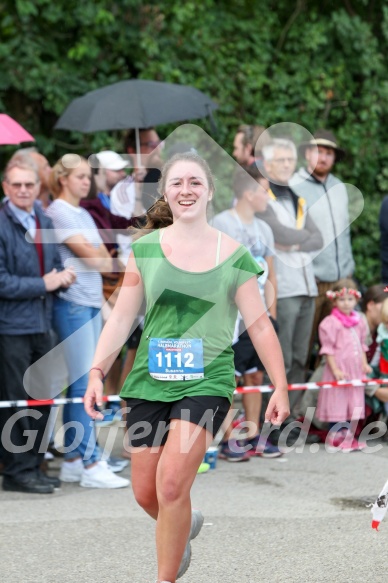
[{"x1": 53, "y1": 298, "x2": 102, "y2": 466}]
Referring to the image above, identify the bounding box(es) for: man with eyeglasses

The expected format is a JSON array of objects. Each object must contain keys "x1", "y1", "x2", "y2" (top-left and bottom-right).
[
  {"x1": 109, "y1": 128, "x2": 162, "y2": 259},
  {"x1": 133, "y1": 127, "x2": 163, "y2": 213},
  {"x1": 7, "y1": 148, "x2": 53, "y2": 210},
  {"x1": 258, "y1": 139, "x2": 323, "y2": 413},
  {"x1": 110, "y1": 127, "x2": 162, "y2": 218},
  {"x1": 0, "y1": 158, "x2": 76, "y2": 494}
]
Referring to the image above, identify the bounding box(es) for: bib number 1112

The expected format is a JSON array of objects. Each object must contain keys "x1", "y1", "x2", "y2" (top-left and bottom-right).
[
  {"x1": 148, "y1": 338, "x2": 204, "y2": 381},
  {"x1": 155, "y1": 351, "x2": 194, "y2": 369}
]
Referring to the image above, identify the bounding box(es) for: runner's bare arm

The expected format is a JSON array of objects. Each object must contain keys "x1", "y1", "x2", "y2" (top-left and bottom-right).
[{"x1": 265, "y1": 255, "x2": 277, "y2": 320}]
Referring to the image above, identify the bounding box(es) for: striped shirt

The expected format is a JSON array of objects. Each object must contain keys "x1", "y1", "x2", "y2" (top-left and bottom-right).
[{"x1": 46, "y1": 199, "x2": 103, "y2": 308}]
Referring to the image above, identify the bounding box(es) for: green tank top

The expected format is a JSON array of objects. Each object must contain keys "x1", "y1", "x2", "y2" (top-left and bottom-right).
[{"x1": 120, "y1": 229, "x2": 262, "y2": 403}]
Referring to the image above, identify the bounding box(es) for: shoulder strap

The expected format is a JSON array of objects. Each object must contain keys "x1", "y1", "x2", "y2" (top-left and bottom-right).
[{"x1": 216, "y1": 230, "x2": 222, "y2": 266}]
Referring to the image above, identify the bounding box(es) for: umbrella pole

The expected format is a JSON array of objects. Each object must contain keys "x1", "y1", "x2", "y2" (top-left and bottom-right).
[{"x1": 135, "y1": 128, "x2": 142, "y2": 169}]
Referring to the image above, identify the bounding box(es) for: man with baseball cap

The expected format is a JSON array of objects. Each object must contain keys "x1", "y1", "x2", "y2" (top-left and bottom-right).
[
  {"x1": 94, "y1": 150, "x2": 128, "y2": 210},
  {"x1": 289, "y1": 129, "x2": 355, "y2": 368}
]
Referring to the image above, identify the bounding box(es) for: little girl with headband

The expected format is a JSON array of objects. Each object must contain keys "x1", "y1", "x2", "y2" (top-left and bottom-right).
[{"x1": 316, "y1": 278, "x2": 372, "y2": 451}]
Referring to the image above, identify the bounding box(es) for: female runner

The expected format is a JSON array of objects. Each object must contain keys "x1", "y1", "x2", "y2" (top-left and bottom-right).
[{"x1": 85, "y1": 152, "x2": 289, "y2": 582}]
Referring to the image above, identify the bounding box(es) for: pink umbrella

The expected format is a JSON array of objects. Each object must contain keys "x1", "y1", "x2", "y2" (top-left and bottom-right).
[{"x1": 0, "y1": 114, "x2": 35, "y2": 145}]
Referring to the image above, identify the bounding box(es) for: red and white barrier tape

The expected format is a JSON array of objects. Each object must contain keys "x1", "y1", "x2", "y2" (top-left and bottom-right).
[
  {"x1": 0, "y1": 395, "x2": 121, "y2": 409},
  {"x1": 235, "y1": 378, "x2": 388, "y2": 394},
  {"x1": 0, "y1": 378, "x2": 387, "y2": 408}
]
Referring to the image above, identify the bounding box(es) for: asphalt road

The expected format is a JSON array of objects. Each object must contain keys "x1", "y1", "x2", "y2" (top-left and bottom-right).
[{"x1": 1, "y1": 424, "x2": 388, "y2": 583}]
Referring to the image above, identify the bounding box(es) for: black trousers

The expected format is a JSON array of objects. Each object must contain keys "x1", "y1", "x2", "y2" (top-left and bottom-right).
[{"x1": 0, "y1": 333, "x2": 52, "y2": 480}]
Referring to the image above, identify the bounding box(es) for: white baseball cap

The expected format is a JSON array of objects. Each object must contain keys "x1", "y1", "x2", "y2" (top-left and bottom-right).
[{"x1": 96, "y1": 150, "x2": 128, "y2": 170}]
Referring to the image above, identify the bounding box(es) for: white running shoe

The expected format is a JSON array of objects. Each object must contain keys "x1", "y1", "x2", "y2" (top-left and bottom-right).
[
  {"x1": 80, "y1": 461, "x2": 130, "y2": 489},
  {"x1": 177, "y1": 509, "x2": 204, "y2": 579},
  {"x1": 190, "y1": 509, "x2": 204, "y2": 540},
  {"x1": 176, "y1": 542, "x2": 191, "y2": 580},
  {"x1": 59, "y1": 461, "x2": 83, "y2": 482},
  {"x1": 106, "y1": 456, "x2": 129, "y2": 473}
]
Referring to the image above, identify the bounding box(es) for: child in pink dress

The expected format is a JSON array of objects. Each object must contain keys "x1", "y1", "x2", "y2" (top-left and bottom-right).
[{"x1": 316, "y1": 279, "x2": 372, "y2": 451}]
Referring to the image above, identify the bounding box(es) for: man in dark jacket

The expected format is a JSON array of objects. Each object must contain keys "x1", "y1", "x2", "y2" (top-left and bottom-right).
[{"x1": 0, "y1": 157, "x2": 75, "y2": 494}]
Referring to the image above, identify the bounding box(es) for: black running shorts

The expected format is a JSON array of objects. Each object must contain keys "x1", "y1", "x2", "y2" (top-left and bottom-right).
[{"x1": 124, "y1": 395, "x2": 230, "y2": 448}]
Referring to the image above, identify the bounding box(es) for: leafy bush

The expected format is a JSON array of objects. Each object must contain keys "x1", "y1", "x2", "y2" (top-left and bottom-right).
[{"x1": 1, "y1": 0, "x2": 387, "y2": 280}]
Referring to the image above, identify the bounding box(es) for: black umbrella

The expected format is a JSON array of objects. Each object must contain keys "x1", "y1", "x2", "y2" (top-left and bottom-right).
[{"x1": 55, "y1": 79, "x2": 217, "y2": 133}]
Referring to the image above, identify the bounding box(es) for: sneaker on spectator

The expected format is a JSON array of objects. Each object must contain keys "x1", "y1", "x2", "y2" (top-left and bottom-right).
[
  {"x1": 218, "y1": 439, "x2": 250, "y2": 462},
  {"x1": 80, "y1": 461, "x2": 130, "y2": 489},
  {"x1": 355, "y1": 439, "x2": 367, "y2": 450},
  {"x1": 59, "y1": 460, "x2": 83, "y2": 482},
  {"x1": 232, "y1": 412, "x2": 246, "y2": 429},
  {"x1": 339, "y1": 437, "x2": 366, "y2": 452},
  {"x1": 326, "y1": 429, "x2": 347, "y2": 450},
  {"x1": 246, "y1": 434, "x2": 283, "y2": 458},
  {"x1": 338, "y1": 439, "x2": 355, "y2": 452},
  {"x1": 106, "y1": 455, "x2": 129, "y2": 473}
]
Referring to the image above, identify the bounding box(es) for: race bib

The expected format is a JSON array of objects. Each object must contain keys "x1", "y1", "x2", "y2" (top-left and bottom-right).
[{"x1": 148, "y1": 338, "x2": 205, "y2": 381}]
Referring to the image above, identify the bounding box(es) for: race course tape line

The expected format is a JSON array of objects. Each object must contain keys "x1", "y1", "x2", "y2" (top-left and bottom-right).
[{"x1": 0, "y1": 378, "x2": 387, "y2": 408}]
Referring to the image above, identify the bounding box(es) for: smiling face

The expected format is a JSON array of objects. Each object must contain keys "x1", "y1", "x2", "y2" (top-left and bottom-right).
[
  {"x1": 164, "y1": 160, "x2": 212, "y2": 221},
  {"x1": 334, "y1": 293, "x2": 358, "y2": 316}
]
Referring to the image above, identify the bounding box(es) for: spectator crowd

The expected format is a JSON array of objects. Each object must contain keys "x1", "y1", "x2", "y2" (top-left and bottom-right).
[{"x1": 1, "y1": 123, "x2": 388, "y2": 493}]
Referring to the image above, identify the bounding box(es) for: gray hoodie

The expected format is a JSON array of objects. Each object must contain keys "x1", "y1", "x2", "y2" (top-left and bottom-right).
[{"x1": 289, "y1": 168, "x2": 355, "y2": 282}]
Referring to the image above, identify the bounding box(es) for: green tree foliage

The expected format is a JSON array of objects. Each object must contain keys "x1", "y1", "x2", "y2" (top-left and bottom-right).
[{"x1": 0, "y1": 0, "x2": 387, "y2": 284}]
